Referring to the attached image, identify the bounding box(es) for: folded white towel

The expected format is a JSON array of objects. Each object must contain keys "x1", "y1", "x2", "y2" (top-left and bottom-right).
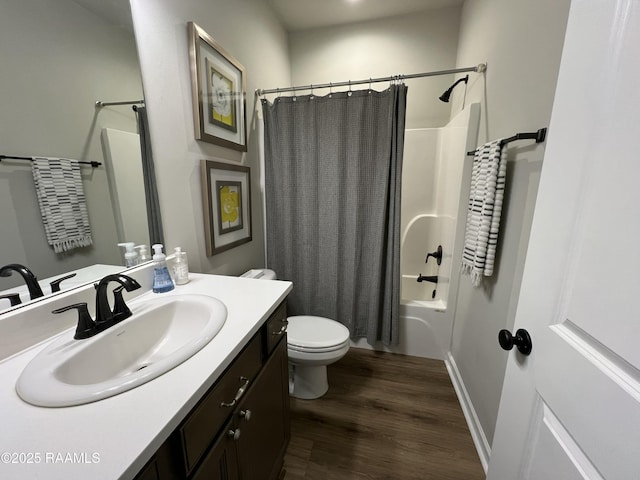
[
  {"x1": 461, "y1": 139, "x2": 506, "y2": 286},
  {"x1": 31, "y1": 157, "x2": 93, "y2": 253}
]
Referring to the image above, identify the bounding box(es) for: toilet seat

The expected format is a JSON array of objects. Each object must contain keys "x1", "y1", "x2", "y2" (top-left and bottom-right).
[
  {"x1": 287, "y1": 316, "x2": 350, "y2": 351},
  {"x1": 288, "y1": 340, "x2": 350, "y2": 354}
]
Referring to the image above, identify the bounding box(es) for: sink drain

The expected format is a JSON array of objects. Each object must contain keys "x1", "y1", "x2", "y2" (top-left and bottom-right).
[{"x1": 134, "y1": 364, "x2": 149, "y2": 372}]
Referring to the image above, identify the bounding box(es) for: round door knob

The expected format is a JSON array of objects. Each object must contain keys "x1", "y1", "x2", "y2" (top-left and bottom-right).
[
  {"x1": 239, "y1": 409, "x2": 252, "y2": 421},
  {"x1": 227, "y1": 428, "x2": 241, "y2": 441},
  {"x1": 498, "y1": 328, "x2": 532, "y2": 356}
]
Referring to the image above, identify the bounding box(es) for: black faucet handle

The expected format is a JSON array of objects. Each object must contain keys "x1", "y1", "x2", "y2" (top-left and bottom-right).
[
  {"x1": 425, "y1": 245, "x2": 443, "y2": 266},
  {"x1": 0, "y1": 293, "x2": 22, "y2": 307},
  {"x1": 49, "y1": 273, "x2": 78, "y2": 293},
  {"x1": 52, "y1": 303, "x2": 96, "y2": 340},
  {"x1": 112, "y1": 286, "x2": 133, "y2": 323}
]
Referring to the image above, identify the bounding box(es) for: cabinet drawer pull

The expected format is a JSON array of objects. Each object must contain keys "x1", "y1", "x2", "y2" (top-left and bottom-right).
[
  {"x1": 271, "y1": 324, "x2": 287, "y2": 336},
  {"x1": 220, "y1": 376, "x2": 250, "y2": 408},
  {"x1": 227, "y1": 428, "x2": 241, "y2": 441}
]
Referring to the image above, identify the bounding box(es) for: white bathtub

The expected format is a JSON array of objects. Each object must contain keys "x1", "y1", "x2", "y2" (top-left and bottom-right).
[{"x1": 350, "y1": 298, "x2": 452, "y2": 360}]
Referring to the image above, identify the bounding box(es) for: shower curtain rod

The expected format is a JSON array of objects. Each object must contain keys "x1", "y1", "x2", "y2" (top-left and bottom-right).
[
  {"x1": 255, "y1": 63, "x2": 486, "y2": 96},
  {"x1": 95, "y1": 99, "x2": 145, "y2": 108}
]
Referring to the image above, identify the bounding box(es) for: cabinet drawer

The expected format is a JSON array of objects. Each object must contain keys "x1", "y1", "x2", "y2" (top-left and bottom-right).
[
  {"x1": 179, "y1": 334, "x2": 262, "y2": 474},
  {"x1": 265, "y1": 302, "x2": 287, "y2": 355}
]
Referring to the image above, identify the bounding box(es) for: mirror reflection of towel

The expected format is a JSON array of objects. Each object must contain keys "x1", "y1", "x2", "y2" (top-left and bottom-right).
[
  {"x1": 31, "y1": 157, "x2": 93, "y2": 253},
  {"x1": 461, "y1": 140, "x2": 505, "y2": 286}
]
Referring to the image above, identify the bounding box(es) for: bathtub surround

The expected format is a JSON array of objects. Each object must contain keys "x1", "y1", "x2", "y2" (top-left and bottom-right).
[{"x1": 262, "y1": 85, "x2": 406, "y2": 346}]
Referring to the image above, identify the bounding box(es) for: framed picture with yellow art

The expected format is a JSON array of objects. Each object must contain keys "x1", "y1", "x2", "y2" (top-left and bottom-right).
[
  {"x1": 188, "y1": 22, "x2": 247, "y2": 151},
  {"x1": 201, "y1": 160, "x2": 252, "y2": 256}
]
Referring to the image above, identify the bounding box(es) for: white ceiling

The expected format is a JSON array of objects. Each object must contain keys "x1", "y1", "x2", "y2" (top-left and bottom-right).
[{"x1": 268, "y1": 0, "x2": 464, "y2": 31}]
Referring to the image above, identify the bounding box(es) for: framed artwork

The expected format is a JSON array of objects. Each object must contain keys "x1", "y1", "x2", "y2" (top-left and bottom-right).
[
  {"x1": 188, "y1": 22, "x2": 247, "y2": 151},
  {"x1": 201, "y1": 160, "x2": 252, "y2": 256}
]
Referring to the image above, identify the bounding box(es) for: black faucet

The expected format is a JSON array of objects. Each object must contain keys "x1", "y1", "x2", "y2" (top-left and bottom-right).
[
  {"x1": 52, "y1": 273, "x2": 141, "y2": 340},
  {"x1": 94, "y1": 274, "x2": 141, "y2": 331},
  {"x1": 0, "y1": 263, "x2": 44, "y2": 300}
]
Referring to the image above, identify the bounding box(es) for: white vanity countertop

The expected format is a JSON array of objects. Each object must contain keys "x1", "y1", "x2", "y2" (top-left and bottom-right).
[{"x1": 0, "y1": 273, "x2": 292, "y2": 480}]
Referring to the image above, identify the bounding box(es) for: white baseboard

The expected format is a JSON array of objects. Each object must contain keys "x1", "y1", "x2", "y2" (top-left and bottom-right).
[{"x1": 444, "y1": 352, "x2": 490, "y2": 473}]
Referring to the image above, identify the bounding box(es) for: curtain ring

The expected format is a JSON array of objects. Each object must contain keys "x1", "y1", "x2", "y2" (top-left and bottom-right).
[
  {"x1": 329, "y1": 82, "x2": 333, "y2": 97},
  {"x1": 368, "y1": 78, "x2": 372, "y2": 91},
  {"x1": 310, "y1": 84, "x2": 314, "y2": 99},
  {"x1": 348, "y1": 80, "x2": 352, "y2": 96}
]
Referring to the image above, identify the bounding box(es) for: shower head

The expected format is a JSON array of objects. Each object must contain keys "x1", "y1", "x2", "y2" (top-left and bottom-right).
[{"x1": 439, "y1": 75, "x2": 469, "y2": 103}]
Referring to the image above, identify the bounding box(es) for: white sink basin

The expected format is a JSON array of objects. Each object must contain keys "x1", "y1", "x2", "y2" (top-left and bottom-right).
[{"x1": 16, "y1": 294, "x2": 227, "y2": 407}]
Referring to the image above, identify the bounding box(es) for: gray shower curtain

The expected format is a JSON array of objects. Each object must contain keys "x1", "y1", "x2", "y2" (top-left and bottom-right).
[{"x1": 262, "y1": 84, "x2": 407, "y2": 346}]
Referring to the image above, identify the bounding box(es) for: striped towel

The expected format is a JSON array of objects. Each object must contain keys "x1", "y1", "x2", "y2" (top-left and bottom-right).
[
  {"x1": 31, "y1": 157, "x2": 93, "y2": 253},
  {"x1": 461, "y1": 140, "x2": 506, "y2": 287}
]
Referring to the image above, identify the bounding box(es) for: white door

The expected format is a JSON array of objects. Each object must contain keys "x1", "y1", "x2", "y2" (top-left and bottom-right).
[{"x1": 487, "y1": 1, "x2": 640, "y2": 478}]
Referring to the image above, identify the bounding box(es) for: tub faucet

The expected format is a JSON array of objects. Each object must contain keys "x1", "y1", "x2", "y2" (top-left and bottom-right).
[
  {"x1": 0, "y1": 263, "x2": 44, "y2": 300},
  {"x1": 417, "y1": 274, "x2": 438, "y2": 284}
]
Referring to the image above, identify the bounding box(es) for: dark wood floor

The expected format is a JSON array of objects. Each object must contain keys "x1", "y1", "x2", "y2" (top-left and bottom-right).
[{"x1": 283, "y1": 348, "x2": 485, "y2": 480}]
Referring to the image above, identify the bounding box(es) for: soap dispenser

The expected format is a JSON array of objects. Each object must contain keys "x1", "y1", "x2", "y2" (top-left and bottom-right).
[
  {"x1": 151, "y1": 244, "x2": 174, "y2": 293},
  {"x1": 135, "y1": 244, "x2": 150, "y2": 263},
  {"x1": 118, "y1": 242, "x2": 139, "y2": 267}
]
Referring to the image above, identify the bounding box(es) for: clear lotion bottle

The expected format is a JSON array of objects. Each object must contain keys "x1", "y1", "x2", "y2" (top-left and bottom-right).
[
  {"x1": 151, "y1": 244, "x2": 174, "y2": 293},
  {"x1": 173, "y1": 247, "x2": 189, "y2": 285}
]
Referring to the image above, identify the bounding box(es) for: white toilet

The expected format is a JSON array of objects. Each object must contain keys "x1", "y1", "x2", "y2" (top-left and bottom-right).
[{"x1": 241, "y1": 269, "x2": 351, "y2": 399}]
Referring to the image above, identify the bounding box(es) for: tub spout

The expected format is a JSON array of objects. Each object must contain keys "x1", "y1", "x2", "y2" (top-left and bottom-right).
[{"x1": 417, "y1": 274, "x2": 438, "y2": 284}]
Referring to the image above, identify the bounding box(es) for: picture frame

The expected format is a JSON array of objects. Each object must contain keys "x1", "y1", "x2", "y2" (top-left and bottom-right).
[
  {"x1": 188, "y1": 22, "x2": 247, "y2": 152},
  {"x1": 201, "y1": 160, "x2": 252, "y2": 256}
]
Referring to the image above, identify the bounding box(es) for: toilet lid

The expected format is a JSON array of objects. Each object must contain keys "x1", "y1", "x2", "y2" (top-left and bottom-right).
[{"x1": 287, "y1": 316, "x2": 350, "y2": 349}]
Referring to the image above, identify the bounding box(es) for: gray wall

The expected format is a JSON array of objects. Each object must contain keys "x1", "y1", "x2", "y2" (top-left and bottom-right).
[
  {"x1": 288, "y1": 7, "x2": 462, "y2": 128},
  {"x1": 0, "y1": 0, "x2": 143, "y2": 285},
  {"x1": 130, "y1": 0, "x2": 291, "y2": 275},
  {"x1": 449, "y1": 0, "x2": 571, "y2": 448}
]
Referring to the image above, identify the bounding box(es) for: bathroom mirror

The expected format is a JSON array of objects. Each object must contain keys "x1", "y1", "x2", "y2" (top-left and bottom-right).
[{"x1": 0, "y1": 0, "x2": 152, "y2": 313}]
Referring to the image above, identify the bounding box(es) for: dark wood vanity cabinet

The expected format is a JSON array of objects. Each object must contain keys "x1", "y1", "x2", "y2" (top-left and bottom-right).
[{"x1": 135, "y1": 302, "x2": 290, "y2": 480}]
